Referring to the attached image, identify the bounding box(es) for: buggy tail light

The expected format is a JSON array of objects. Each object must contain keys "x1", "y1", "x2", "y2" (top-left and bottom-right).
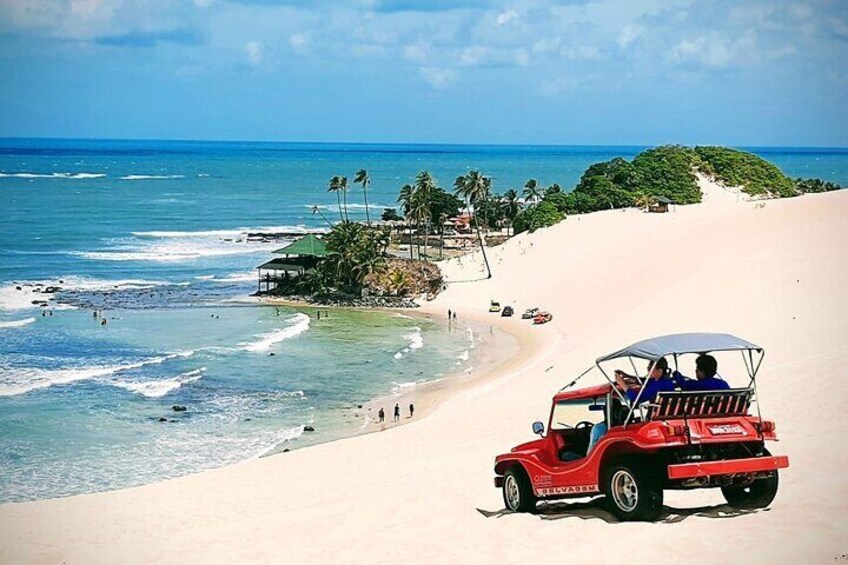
[
  {"x1": 755, "y1": 420, "x2": 775, "y2": 433},
  {"x1": 665, "y1": 424, "x2": 688, "y2": 438}
]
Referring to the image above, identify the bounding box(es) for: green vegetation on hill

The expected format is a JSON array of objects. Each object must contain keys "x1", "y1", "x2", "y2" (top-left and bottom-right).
[
  {"x1": 795, "y1": 177, "x2": 842, "y2": 193},
  {"x1": 694, "y1": 146, "x2": 797, "y2": 198},
  {"x1": 513, "y1": 201, "x2": 563, "y2": 233}
]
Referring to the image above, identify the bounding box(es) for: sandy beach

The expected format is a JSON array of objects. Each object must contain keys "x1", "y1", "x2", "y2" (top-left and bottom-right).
[{"x1": 2, "y1": 181, "x2": 847, "y2": 564}]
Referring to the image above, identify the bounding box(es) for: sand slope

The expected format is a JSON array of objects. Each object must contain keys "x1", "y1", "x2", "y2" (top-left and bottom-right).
[{"x1": 2, "y1": 185, "x2": 847, "y2": 564}]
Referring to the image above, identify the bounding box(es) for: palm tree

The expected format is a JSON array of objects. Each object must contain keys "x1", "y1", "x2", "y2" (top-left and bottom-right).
[
  {"x1": 502, "y1": 189, "x2": 520, "y2": 236},
  {"x1": 634, "y1": 191, "x2": 655, "y2": 211},
  {"x1": 546, "y1": 183, "x2": 562, "y2": 196},
  {"x1": 354, "y1": 169, "x2": 372, "y2": 226},
  {"x1": 414, "y1": 171, "x2": 436, "y2": 259},
  {"x1": 338, "y1": 176, "x2": 350, "y2": 222},
  {"x1": 397, "y1": 184, "x2": 415, "y2": 259},
  {"x1": 328, "y1": 176, "x2": 343, "y2": 222},
  {"x1": 523, "y1": 179, "x2": 541, "y2": 204},
  {"x1": 454, "y1": 170, "x2": 493, "y2": 279}
]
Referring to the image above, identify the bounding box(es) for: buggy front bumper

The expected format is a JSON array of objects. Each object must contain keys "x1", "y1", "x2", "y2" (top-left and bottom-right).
[{"x1": 667, "y1": 455, "x2": 789, "y2": 480}]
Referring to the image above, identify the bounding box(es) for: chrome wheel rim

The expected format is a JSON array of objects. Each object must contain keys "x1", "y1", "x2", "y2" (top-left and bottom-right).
[
  {"x1": 611, "y1": 470, "x2": 638, "y2": 512},
  {"x1": 504, "y1": 475, "x2": 520, "y2": 510}
]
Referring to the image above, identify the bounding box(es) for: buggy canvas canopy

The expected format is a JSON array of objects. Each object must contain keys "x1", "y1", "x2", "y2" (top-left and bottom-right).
[{"x1": 596, "y1": 333, "x2": 761, "y2": 364}]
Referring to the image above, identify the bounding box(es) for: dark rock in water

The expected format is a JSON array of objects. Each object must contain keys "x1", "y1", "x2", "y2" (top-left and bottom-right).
[
  {"x1": 283, "y1": 448, "x2": 291, "y2": 453},
  {"x1": 357, "y1": 404, "x2": 363, "y2": 409},
  {"x1": 269, "y1": 352, "x2": 276, "y2": 356},
  {"x1": 158, "y1": 417, "x2": 168, "y2": 422},
  {"x1": 245, "y1": 418, "x2": 252, "y2": 421},
  {"x1": 303, "y1": 425, "x2": 315, "y2": 432},
  {"x1": 31, "y1": 300, "x2": 47, "y2": 305},
  {"x1": 15, "y1": 286, "x2": 21, "y2": 291},
  {"x1": 172, "y1": 405, "x2": 187, "y2": 412}
]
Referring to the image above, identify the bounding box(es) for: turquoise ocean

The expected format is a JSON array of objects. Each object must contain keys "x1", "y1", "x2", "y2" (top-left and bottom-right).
[{"x1": 1, "y1": 139, "x2": 846, "y2": 503}]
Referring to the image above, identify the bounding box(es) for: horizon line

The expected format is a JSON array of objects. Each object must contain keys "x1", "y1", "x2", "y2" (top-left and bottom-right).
[{"x1": 1, "y1": 136, "x2": 847, "y2": 151}]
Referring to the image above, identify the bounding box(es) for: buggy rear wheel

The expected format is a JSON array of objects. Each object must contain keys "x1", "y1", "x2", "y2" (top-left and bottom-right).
[
  {"x1": 603, "y1": 461, "x2": 663, "y2": 522},
  {"x1": 502, "y1": 466, "x2": 536, "y2": 513},
  {"x1": 721, "y1": 472, "x2": 779, "y2": 509}
]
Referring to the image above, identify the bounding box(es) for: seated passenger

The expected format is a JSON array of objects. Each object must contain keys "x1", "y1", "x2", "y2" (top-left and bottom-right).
[
  {"x1": 615, "y1": 357, "x2": 676, "y2": 405},
  {"x1": 672, "y1": 354, "x2": 730, "y2": 391},
  {"x1": 587, "y1": 421, "x2": 607, "y2": 454}
]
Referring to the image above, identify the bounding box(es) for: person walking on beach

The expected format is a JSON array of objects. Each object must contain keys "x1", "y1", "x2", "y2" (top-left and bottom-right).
[
  {"x1": 393, "y1": 403, "x2": 400, "y2": 423},
  {"x1": 409, "y1": 403, "x2": 414, "y2": 418},
  {"x1": 448, "y1": 309, "x2": 452, "y2": 320},
  {"x1": 378, "y1": 407, "x2": 385, "y2": 423}
]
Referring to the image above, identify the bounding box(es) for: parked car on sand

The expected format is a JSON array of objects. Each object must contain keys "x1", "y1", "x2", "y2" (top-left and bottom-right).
[
  {"x1": 489, "y1": 301, "x2": 501, "y2": 313},
  {"x1": 502, "y1": 306, "x2": 514, "y2": 317},
  {"x1": 522, "y1": 308, "x2": 539, "y2": 319}
]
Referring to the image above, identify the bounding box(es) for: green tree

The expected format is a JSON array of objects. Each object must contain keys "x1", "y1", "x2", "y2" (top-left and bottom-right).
[
  {"x1": 513, "y1": 201, "x2": 564, "y2": 233},
  {"x1": 327, "y1": 176, "x2": 344, "y2": 222},
  {"x1": 354, "y1": 169, "x2": 372, "y2": 226},
  {"x1": 502, "y1": 189, "x2": 521, "y2": 235},
  {"x1": 523, "y1": 178, "x2": 541, "y2": 204},
  {"x1": 454, "y1": 171, "x2": 493, "y2": 279},
  {"x1": 381, "y1": 208, "x2": 402, "y2": 221},
  {"x1": 545, "y1": 183, "x2": 562, "y2": 196},
  {"x1": 397, "y1": 184, "x2": 415, "y2": 259}
]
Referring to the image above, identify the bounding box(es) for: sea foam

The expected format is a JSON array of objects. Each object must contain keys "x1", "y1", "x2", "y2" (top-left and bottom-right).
[
  {"x1": 0, "y1": 317, "x2": 36, "y2": 329},
  {"x1": 242, "y1": 313, "x2": 311, "y2": 352},
  {"x1": 0, "y1": 172, "x2": 105, "y2": 179},
  {"x1": 109, "y1": 368, "x2": 205, "y2": 398},
  {"x1": 0, "y1": 351, "x2": 194, "y2": 397},
  {"x1": 120, "y1": 174, "x2": 186, "y2": 180}
]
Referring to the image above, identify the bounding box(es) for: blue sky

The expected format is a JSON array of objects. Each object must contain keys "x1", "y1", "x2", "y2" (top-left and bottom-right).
[{"x1": 0, "y1": 0, "x2": 846, "y2": 146}]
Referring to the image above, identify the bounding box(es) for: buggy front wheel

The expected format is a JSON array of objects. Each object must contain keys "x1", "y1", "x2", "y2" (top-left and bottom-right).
[{"x1": 502, "y1": 466, "x2": 536, "y2": 513}]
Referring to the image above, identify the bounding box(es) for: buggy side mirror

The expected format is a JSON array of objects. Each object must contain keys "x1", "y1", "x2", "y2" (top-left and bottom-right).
[{"x1": 532, "y1": 421, "x2": 545, "y2": 436}]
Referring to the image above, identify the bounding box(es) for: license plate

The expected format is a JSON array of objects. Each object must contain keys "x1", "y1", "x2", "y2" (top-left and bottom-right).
[{"x1": 708, "y1": 424, "x2": 745, "y2": 435}]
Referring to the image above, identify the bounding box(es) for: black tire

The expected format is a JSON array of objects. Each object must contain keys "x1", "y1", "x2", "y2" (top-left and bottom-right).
[
  {"x1": 502, "y1": 466, "x2": 536, "y2": 513},
  {"x1": 603, "y1": 460, "x2": 663, "y2": 521},
  {"x1": 721, "y1": 472, "x2": 779, "y2": 509}
]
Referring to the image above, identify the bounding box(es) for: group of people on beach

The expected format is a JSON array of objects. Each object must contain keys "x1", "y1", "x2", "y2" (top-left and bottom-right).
[
  {"x1": 377, "y1": 403, "x2": 414, "y2": 424},
  {"x1": 92, "y1": 310, "x2": 108, "y2": 325}
]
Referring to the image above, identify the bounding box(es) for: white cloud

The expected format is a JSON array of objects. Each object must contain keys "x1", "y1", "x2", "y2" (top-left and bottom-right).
[
  {"x1": 533, "y1": 36, "x2": 561, "y2": 55},
  {"x1": 617, "y1": 23, "x2": 644, "y2": 49},
  {"x1": 670, "y1": 33, "x2": 758, "y2": 69},
  {"x1": 244, "y1": 40, "x2": 263, "y2": 66},
  {"x1": 496, "y1": 9, "x2": 518, "y2": 26},
  {"x1": 402, "y1": 41, "x2": 430, "y2": 63},
  {"x1": 561, "y1": 44, "x2": 602, "y2": 60},
  {"x1": 289, "y1": 31, "x2": 311, "y2": 55},
  {"x1": 419, "y1": 66, "x2": 457, "y2": 89},
  {"x1": 459, "y1": 45, "x2": 487, "y2": 67}
]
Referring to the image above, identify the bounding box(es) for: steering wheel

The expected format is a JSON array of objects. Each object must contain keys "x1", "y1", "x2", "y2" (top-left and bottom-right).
[{"x1": 575, "y1": 421, "x2": 594, "y2": 430}]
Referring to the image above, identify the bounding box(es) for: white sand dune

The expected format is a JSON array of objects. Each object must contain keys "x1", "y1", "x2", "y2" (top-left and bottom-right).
[{"x1": 1, "y1": 184, "x2": 846, "y2": 564}]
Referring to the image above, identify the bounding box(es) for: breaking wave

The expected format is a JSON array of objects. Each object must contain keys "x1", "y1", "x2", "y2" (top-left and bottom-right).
[
  {"x1": 108, "y1": 368, "x2": 205, "y2": 398},
  {"x1": 393, "y1": 326, "x2": 423, "y2": 359},
  {"x1": 0, "y1": 317, "x2": 36, "y2": 329},
  {"x1": 0, "y1": 172, "x2": 105, "y2": 179},
  {"x1": 0, "y1": 351, "x2": 195, "y2": 397},
  {"x1": 242, "y1": 313, "x2": 311, "y2": 353},
  {"x1": 120, "y1": 174, "x2": 186, "y2": 180}
]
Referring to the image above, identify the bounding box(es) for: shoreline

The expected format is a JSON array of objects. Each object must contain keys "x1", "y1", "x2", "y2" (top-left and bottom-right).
[{"x1": 257, "y1": 300, "x2": 539, "y2": 459}]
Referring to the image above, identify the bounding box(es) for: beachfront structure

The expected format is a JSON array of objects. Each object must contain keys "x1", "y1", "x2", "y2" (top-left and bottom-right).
[
  {"x1": 649, "y1": 196, "x2": 674, "y2": 213},
  {"x1": 256, "y1": 234, "x2": 328, "y2": 293}
]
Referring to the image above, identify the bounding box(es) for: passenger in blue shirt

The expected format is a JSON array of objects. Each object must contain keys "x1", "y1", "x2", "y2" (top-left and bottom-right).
[
  {"x1": 615, "y1": 357, "x2": 676, "y2": 405},
  {"x1": 673, "y1": 354, "x2": 730, "y2": 391}
]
